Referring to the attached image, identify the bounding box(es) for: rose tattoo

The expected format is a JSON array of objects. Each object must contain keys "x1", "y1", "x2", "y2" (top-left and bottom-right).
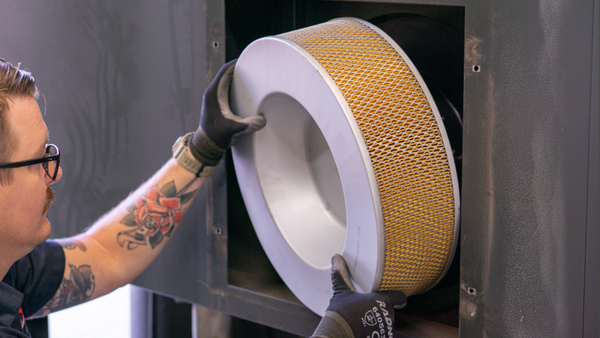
[{"x1": 118, "y1": 180, "x2": 197, "y2": 250}]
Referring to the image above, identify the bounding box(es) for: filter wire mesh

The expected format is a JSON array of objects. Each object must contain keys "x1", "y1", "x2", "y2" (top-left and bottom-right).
[{"x1": 279, "y1": 18, "x2": 457, "y2": 295}]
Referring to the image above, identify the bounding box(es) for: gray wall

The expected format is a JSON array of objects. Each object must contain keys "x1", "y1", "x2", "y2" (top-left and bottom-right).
[
  {"x1": 0, "y1": 0, "x2": 218, "y2": 303},
  {"x1": 1, "y1": 0, "x2": 204, "y2": 236}
]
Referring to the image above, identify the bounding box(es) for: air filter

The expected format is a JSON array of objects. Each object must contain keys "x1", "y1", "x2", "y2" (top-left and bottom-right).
[{"x1": 230, "y1": 17, "x2": 460, "y2": 315}]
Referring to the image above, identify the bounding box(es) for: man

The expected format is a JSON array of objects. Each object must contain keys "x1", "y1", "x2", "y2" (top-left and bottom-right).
[{"x1": 0, "y1": 58, "x2": 405, "y2": 338}]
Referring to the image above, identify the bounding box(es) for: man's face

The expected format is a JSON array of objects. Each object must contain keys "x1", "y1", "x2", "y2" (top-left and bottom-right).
[{"x1": 0, "y1": 95, "x2": 62, "y2": 258}]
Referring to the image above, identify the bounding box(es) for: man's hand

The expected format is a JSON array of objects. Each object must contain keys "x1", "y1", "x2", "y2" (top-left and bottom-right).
[
  {"x1": 189, "y1": 59, "x2": 266, "y2": 166},
  {"x1": 311, "y1": 254, "x2": 407, "y2": 338}
]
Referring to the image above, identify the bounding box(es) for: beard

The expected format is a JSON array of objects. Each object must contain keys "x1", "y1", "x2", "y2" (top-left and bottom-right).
[{"x1": 43, "y1": 187, "x2": 55, "y2": 215}]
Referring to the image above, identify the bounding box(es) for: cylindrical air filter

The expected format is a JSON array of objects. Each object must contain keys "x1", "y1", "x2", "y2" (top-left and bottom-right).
[{"x1": 230, "y1": 17, "x2": 460, "y2": 315}]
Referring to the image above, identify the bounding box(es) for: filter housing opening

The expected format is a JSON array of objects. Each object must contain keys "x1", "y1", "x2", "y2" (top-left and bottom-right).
[{"x1": 225, "y1": 1, "x2": 464, "y2": 330}]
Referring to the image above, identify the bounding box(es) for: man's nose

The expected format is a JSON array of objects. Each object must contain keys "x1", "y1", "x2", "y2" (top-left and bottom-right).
[{"x1": 46, "y1": 166, "x2": 63, "y2": 185}]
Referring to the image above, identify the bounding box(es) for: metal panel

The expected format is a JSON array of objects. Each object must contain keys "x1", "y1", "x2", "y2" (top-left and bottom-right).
[
  {"x1": 133, "y1": 0, "x2": 215, "y2": 305},
  {"x1": 584, "y1": 1, "x2": 600, "y2": 336},
  {"x1": 460, "y1": 0, "x2": 598, "y2": 337}
]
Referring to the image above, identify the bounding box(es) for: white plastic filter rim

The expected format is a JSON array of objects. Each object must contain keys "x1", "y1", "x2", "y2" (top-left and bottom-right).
[
  {"x1": 230, "y1": 17, "x2": 460, "y2": 315},
  {"x1": 231, "y1": 35, "x2": 383, "y2": 315}
]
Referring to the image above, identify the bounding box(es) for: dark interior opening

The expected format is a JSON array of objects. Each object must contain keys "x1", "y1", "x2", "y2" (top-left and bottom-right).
[{"x1": 226, "y1": 0, "x2": 464, "y2": 328}]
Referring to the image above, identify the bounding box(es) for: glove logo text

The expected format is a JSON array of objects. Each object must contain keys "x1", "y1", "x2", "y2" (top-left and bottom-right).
[
  {"x1": 362, "y1": 310, "x2": 377, "y2": 327},
  {"x1": 363, "y1": 301, "x2": 394, "y2": 338}
]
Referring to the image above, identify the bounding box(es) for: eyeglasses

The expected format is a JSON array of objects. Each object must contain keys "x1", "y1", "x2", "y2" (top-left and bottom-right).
[{"x1": 0, "y1": 144, "x2": 61, "y2": 181}]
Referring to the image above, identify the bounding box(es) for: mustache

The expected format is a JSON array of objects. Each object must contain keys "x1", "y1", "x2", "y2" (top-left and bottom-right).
[{"x1": 43, "y1": 187, "x2": 55, "y2": 215}]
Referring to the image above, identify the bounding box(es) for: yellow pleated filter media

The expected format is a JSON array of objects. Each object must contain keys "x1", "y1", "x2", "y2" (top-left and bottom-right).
[{"x1": 279, "y1": 18, "x2": 457, "y2": 295}]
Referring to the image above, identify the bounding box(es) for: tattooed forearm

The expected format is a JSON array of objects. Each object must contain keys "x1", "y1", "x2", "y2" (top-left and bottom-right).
[
  {"x1": 62, "y1": 239, "x2": 87, "y2": 251},
  {"x1": 117, "y1": 180, "x2": 198, "y2": 250},
  {"x1": 31, "y1": 263, "x2": 95, "y2": 318}
]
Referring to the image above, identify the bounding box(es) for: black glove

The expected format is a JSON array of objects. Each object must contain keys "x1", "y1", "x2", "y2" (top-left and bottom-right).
[
  {"x1": 189, "y1": 59, "x2": 266, "y2": 166},
  {"x1": 311, "y1": 254, "x2": 407, "y2": 338}
]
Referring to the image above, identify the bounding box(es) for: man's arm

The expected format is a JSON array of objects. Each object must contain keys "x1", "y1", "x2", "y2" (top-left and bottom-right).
[
  {"x1": 31, "y1": 157, "x2": 203, "y2": 317},
  {"x1": 30, "y1": 60, "x2": 265, "y2": 318}
]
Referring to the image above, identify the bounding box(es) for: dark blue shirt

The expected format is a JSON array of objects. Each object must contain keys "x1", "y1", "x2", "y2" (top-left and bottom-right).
[{"x1": 0, "y1": 240, "x2": 65, "y2": 338}]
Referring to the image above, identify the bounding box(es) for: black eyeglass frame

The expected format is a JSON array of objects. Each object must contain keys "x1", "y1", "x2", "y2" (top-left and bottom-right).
[{"x1": 0, "y1": 144, "x2": 61, "y2": 180}]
